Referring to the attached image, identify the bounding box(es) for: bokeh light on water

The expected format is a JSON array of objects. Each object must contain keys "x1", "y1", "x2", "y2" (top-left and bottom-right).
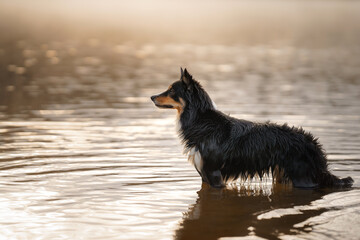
[{"x1": 0, "y1": 1, "x2": 360, "y2": 239}]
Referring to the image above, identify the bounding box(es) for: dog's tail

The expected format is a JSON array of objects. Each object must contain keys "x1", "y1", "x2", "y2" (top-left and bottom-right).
[{"x1": 319, "y1": 171, "x2": 354, "y2": 188}]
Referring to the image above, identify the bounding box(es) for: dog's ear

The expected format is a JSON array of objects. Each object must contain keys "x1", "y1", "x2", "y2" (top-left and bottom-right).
[{"x1": 181, "y1": 68, "x2": 194, "y2": 90}]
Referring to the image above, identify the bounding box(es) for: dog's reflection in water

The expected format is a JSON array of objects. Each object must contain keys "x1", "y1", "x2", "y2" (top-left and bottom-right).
[{"x1": 175, "y1": 182, "x2": 332, "y2": 240}]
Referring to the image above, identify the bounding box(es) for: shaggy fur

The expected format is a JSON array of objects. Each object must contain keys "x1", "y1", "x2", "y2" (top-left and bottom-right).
[{"x1": 151, "y1": 68, "x2": 354, "y2": 188}]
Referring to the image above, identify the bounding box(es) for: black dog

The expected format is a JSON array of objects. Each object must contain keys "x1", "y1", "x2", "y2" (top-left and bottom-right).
[{"x1": 151, "y1": 68, "x2": 354, "y2": 188}]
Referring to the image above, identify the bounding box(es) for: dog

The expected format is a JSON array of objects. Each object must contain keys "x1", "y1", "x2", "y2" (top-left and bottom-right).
[{"x1": 151, "y1": 68, "x2": 354, "y2": 188}]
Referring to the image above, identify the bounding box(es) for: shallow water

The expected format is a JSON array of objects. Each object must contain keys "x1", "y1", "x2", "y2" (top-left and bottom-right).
[{"x1": 0, "y1": 41, "x2": 359, "y2": 240}]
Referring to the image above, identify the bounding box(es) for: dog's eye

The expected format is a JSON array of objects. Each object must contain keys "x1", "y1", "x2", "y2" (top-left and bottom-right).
[{"x1": 169, "y1": 88, "x2": 175, "y2": 94}]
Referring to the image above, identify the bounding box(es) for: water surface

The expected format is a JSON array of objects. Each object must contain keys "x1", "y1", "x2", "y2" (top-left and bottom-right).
[{"x1": 0, "y1": 42, "x2": 359, "y2": 239}]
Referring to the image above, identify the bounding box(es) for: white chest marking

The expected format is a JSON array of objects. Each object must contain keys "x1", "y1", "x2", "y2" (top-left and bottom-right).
[{"x1": 188, "y1": 147, "x2": 203, "y2": 172}]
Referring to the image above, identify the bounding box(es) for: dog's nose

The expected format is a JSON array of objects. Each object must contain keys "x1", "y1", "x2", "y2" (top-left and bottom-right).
[{"x1": 151, "y1": 95, "x2": 156, "y2": 102}]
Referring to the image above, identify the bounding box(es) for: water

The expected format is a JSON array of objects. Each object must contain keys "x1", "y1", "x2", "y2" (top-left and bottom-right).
[
  {"x1": 0, "y1": 41, "x2": 359, "y2": 239},
  {"x1": 1, "y1": 0, "x2": 360, "y2": 238}
]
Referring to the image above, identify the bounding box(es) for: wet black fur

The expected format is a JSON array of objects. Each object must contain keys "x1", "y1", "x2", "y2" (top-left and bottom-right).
[{"x1": 151, "y1": 68, "x2": 354, "y2": 188}]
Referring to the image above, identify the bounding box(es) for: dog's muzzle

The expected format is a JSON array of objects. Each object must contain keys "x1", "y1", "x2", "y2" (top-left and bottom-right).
[
  {"x1": 151, "y1": 94, "x2": 173, "y2": 109},
  {"x1": 150, "y1": 95, "x2": 157, "y2": 102}
]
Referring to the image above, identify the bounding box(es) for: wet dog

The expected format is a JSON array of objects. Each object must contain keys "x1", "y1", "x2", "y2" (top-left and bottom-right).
[{"x1": 151, "y1": 68, "x2": 354, "y2": 188}]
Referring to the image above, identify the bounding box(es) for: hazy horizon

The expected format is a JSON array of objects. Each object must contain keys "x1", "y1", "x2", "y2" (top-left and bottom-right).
[{"x1": 1, "y1": 0, "x2": 360, "y2": 46}]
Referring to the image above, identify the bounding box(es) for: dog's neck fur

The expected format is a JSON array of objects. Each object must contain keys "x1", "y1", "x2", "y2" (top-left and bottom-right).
[
  {"x1": 177, "y1": 82, "x2": 216, "y2": 152},
  {"x1": 180, "y1": 83, "x2": 215, "y2": 129}
]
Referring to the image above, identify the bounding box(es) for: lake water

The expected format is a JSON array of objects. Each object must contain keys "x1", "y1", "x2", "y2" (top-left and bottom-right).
[{"x1": 0, "y1": 40, "x2": 359, "y2": 240}]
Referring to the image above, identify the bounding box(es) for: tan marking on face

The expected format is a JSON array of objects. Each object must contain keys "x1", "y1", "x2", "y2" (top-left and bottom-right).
[
  {"x1": 178, "y1": 98, "x2": 186, "y2": 113},
  {"x1": 155, "y1": 96, "x2": 185, "y2": 113}
]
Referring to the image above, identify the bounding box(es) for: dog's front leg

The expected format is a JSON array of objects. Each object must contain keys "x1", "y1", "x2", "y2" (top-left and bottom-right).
[
  {"x1": 195, "y1": 168, "x2": 209, "y2": 184},
  {"x1": 199, "y1": 142, "x2": 225, "y2": 188},
  {"x1": 202, "y1": 169, "x2": 225, "y2": 188}
]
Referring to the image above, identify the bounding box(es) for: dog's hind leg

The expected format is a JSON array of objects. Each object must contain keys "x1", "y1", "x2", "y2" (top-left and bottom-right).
[
  {"x1": 292, "y1": 178, "x2": 318, "y2": 188},
  {"x1": 288, "y1": 159, "x2": 318, "y2": 188}
]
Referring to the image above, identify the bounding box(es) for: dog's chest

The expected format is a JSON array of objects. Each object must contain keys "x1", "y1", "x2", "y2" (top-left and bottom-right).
[
  {"x1": 187, "y1": 147, "x2": 203, "y2": 172},
  {"x1": 176, "y1": 117, "x2": 203, "y2": 172}
]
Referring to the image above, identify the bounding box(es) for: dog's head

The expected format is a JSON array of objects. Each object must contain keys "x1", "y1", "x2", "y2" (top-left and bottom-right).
[
  {"x1": 151, "y1": 68, "x2": 196, "y2": 113},
  {"x1": 151, "y1": 68, "x2": 215, "y2": 114}
]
